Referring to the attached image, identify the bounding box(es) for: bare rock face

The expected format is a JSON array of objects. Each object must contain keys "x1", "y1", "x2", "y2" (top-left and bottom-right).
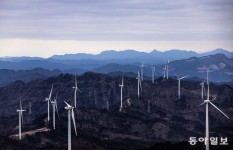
[{"x1": 0, "y1": 72, "x2": 232, "y2": 149}]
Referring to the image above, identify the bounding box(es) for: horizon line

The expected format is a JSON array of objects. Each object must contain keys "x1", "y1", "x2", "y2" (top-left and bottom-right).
[{"x1": 0, "y1": 48, "x2": 231, "y2": 59}]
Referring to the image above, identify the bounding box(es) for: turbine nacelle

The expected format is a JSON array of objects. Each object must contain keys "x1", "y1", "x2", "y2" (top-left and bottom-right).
[
  {"x1": 17, "y1": 109, "x2": 26, "y2": 112},
  {"x1": 204, "y1": 100, "x2": 209, "y2": 103},
  {"x1": 64, "y1": 101, "x2": 73, "y2": 110},
  {"x1": 44, "y1": 98, "x2": 50, "y2": 101}
]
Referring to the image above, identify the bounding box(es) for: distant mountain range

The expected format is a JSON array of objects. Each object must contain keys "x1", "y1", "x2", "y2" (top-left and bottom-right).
[
  {"x1": 91, "y1": 54, "x2": 233, "y2": 82},
  {"x1": 0, "y1": 49, "x2": 232, "y2": 64},
  {"x1": 49, "y1": 48, "x2": 233, "y2": 62},
  {"x1": 0, "y1": 68, "x2": 62, "y2": 86},
  {"x1": 0, "y1": 49, "x2": 232, "y2": 84}
]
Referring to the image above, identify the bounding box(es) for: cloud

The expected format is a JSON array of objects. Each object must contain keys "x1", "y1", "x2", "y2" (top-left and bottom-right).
[{"x1": 0, "y1": 0, "x2": 233, "y2": 41}]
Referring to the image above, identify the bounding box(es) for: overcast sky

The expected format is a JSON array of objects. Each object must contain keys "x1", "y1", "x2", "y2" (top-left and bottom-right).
[{"x1": 0, "y1": 0, "x2": 233, "y2": 57}]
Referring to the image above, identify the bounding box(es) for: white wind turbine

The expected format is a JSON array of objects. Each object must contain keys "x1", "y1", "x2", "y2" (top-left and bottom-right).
[
  {"x1": 64, "y1": 101, "x2": 77, "y2": 150},
  {"x1": 176, "y1": 75, "x2": 189, "y2": 99},
  {"x1": 166, "y1": 60, "x2": 169, "y2": 79},
  {"x1": 151, "y1": 66, "x2": 156, "y2": 83},
  {"x1": 119, "y1": 76, "x2": 124, "y2": 111},
  {"x1": 200, "y1": 81, "x2": 205, "y2": 101},
  {"x1": 136, "y1": 71, "x2": 142, "y2": 98},
  {"x1": 139, "y1": 62, "x2": 144, "y2": 81},
  {"x1": 16, "y1": 97, "x2": 26, "y2": 140},
  {"x1": 199, "y1": 70, "x2": 229, "y2": 150},
  {"x1": 44, "y1": 84, "x2": 53, "y2": 122},
  {"x1": 73, "y1": 75, "x2": 82, "y2": 108},
  {"x1": 51, "y1": 94, "x2": 59, "y2": 129},
  {"x1": 163, "y1": 64, "x2": 166, "y2": 79}
]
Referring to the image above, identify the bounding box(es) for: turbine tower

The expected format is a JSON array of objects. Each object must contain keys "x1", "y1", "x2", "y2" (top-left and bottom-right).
[
  {"x1": 119, "y1": 76, "x2": 124, "y2": 111},
  {"x1": 139, "y1": 62, "x2": 144, "y2": 81},
  {"x1": 151, "y1": 66, "x2": 156, "y2": 83},
  {"x1": 16, "y1": 97, "x2": 26, "y2": 140},
  {"x1": 73, "y1": 75, "x2": 82, "y2": 108},
  {"x1": 200, "y1": 85, "x2": 229, "y2": 150},
  {"x1": 51, "y1": 94, "x2": 59, "y2": 129},
  {"x1": 166, "y1": 60, "x2": 169, "y2": 79},
  {"x1": 177, "y1": 75, "x2": 189, "y2": 99},
  {"x1": 44, "y1": 84, "x2": 53, "y2": 122},
  {"x1": 136, "y1": 71, "x2": 142, "y2": 98},
  {"x1": 205, "y1": 68, "x2": 212, "y2": 99},
  {"x1": 64, "y1": 101, "x2": 77, "y2": 150}
]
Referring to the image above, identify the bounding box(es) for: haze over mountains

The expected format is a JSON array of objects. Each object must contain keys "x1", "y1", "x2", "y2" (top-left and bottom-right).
[
  {"x1": 0, "y1": 49, "x2": 232, "y2": 86},
  {"x1": 49, "y1": 48, "x2": 233, "y2": 61}
]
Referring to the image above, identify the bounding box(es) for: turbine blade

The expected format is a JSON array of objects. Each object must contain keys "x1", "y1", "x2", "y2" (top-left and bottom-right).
[
  {"x1": 75, "y1": 75, "x2": 77, "y2": 87},
  {"x1": 64, "y1": 101, "x2": 71, "y2": 107},
  {"x1": 74, "y1": 90, "x2": 76, "y2": 101},
  {"x1": 122, "y1": 76, "x2": 124, "y2": 86},
  {"x1": 49, "y1": 84, "x2": 53, "y2": 100},
  {"x1": 209, "y1": 101, "x2": 229, "y2": 119},
  {"x1": 71, "y1": 109, "x2": 77, "y2": 136},
  {"x1": 174, "y1": 72, "x2": 179, "y2": 79},
  {"x1": 77, "y1": 88, "x2": 82, "y2": 93},
  {"x1": 203, "y1": 85, "x2": 206, "y2": 95},
  {"x1": 199, "y1": 101, "x2": 205, "y2": 106},
  {"x1": 139, "y1": 79, "x2": 142, "y2": 91},
  {"x1": 20, "y1": 96, "x2": 22, "y2": 110},
  {"x1": 55, "y1": 100, "x2": 60, "y2": 119},
  {"x1": 180, "y1": 75, "x2": 189, "y2": 80}
]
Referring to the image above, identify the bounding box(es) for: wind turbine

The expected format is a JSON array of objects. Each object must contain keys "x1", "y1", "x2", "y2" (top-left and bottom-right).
[
  {"x1": 177, "y1": 75, "x2": 189, "y2": 99},
  {"x1": 16, "y1": 97, "x2": 26, "y2": 140},
  {"x1": 151, "y1": 66, "x2": 156, "y2": 83},
  {"x1": 72, "y1": 75, "x2": 82, "y2": 108},
  {"x1": 199, "y1": 72, "x2": 229, "y2": 150},
  {"x1": 163, "y1": 64, "x2": 166, "y2": 79},
  {"x1": 139, "y1": 62, "x2": 144, "y2": 81},
  {"x1": 64, "y1": 101, "x2": 77, "y2": 150},
  {"x1": 166, "y1": 60, "x2": 169, "y2": 79},
  {"x1": 44, "y1": 84, "x2": 53, "y2": 122},
  {"x1": 51, "y1": 94, "x2": 59, "y2": 129},
  {"x1": 119, "y1": 76, "x2": 124, "y2": 111},
  {"x1": 136, "y1": 71, "x2": 142, "y2": 98},
  {"x1": 200, "y1": 81, "x2": 205, "y2": 101}
]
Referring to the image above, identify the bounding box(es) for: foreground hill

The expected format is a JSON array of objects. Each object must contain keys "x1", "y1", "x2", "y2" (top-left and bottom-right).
[{"x1": 0, "y1": 72, "x2": 232, "y2": 149}]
